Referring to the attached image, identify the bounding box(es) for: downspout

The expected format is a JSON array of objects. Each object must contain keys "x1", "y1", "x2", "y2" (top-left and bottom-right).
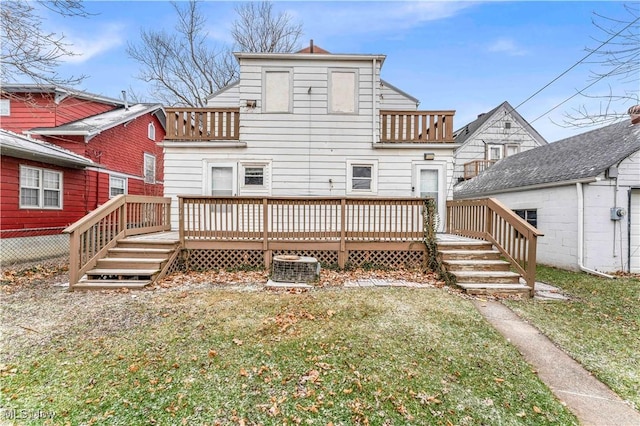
[
  {"x1": 576, "y1": 182, "x2": 614, "y2": 278},
  {"x1": 372, "y1": 58, "x2": 376, "y2": 145}
]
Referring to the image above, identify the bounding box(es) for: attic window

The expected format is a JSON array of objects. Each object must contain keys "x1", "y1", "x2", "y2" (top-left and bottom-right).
[
  {"x1": 148, "y1": 123, "x2": 156, "y2": 140},
  {"x1": 504, "y1": 121, "x2": 511, "y2": 129}
]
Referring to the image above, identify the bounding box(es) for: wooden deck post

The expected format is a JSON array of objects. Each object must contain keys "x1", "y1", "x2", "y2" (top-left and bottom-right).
[
  {"x1": 178, "y1": 197, "x2": 185, "y2": 246},
  {"x1": 338, "y1": 199, "x2": 346, "y2": 268},
  {"x1": 263, "y1": 198, "x2": 271, "y2": 269}
]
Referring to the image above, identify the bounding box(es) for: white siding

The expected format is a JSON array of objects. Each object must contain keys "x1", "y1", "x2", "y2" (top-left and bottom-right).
[
  {"x1": 379, "y1": 82, "x2": 418, "y2": 110},
  {"x1": 164, "y1": 54, "x2": 456, "y2": 231},
  {"x1": 207, "y1": 83, "x2": 240, "y2": 108},
  {"x1": 454, "y1": 105, "x2": 545, "y2": 181}
]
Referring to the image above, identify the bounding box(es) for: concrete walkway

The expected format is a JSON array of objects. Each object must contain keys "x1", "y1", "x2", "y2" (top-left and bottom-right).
[{"x1": 474, "y1": 300, "x2": 640, "y2": 426}]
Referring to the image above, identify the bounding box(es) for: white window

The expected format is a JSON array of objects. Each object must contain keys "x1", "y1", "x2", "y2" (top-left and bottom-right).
[
  {"x1": 244, "y1": 167, "x2": 264, "y2": 186},
  {"x1": 505, "y1": 144, "x2": 519, "y2": 157},
  {"x1": 144, "y1": 153, "x2": 156, "y2": 184},
  {"x1": 109, "y1": 176, "x2": 127, "y2": 197},
  {"x1": 329, "y1": 69, "x2": 358, "y2": 114},
  {"x1": 19, "y1": 166, "x2": 62, "y2": 209},
  {"x1": 210, "y1": 165, "x2": 236, "y2": 196},
  {"x1": 0, "y1": 99, "x2": 9, "y2": 116},
  {"x1": 263, "y1": 69, "x2": 292, "y2": 113},
  {"x1": 148, "y1": 122, "x2": 156, "y2": 140},
  {"x1": 347, "y1": 160, "x2": 378, "y2": 194},
  {"x1": 487, "y1": 144, "x2": 503, "y2": 161}
]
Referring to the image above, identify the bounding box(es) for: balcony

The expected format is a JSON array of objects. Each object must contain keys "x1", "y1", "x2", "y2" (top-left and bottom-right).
[
  {"x1": 463, "y1": 159, "x2": 497, "y2": 180},
  {"x1": 164, "y1": 108, "x2": 455, "y2": 143}
]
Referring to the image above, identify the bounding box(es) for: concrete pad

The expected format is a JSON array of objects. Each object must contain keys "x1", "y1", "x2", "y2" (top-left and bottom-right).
[
  {"x1": 474, "y1": 300, "x2": 640, "y2": 426},
  {"x1": 265, "y1": 280, "x2": 313, "y2": 290}
]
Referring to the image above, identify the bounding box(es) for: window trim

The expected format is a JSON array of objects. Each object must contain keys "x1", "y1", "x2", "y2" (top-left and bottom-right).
[
  {"x1": 144, "y1": 153, "x2": 156, "y2": 184},
  {"x1": 0, "y1": 99, "x2": 10, "y2": 116},
  {"x1": 19, "y1": 165, "x2": 63, "y2": 210},
  {"x1": 328, "y1": 68, "x2": 359, "y2": 114},
  {"x1": 487, "y1": 144, "x2": 504, "y2": 161},
  {"x1": 505, "y1": 144, "x2": 520, "y2": 157},
  {"x1": 109, "y1": 175, "x2": 127, "y2": 198},
  {"x1": 346, "y1": 160, "x2": 378, "y2": 195},
  {"x1": 239, "y1": 161, "x2": 271, "y2": 195},
  {"x1": 262, "y1": 68, "x2": 293, "y2": 113},
  {"x1": 148, "y1": 122, "x2": 156, "y2": 140}
]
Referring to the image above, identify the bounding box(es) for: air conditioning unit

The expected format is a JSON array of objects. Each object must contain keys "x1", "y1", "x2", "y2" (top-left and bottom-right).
[{"x1": 271, "y1": 255, "x2": 320, "y2": 284}]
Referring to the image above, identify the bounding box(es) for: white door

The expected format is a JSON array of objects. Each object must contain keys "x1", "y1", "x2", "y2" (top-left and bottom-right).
[
  {"x1": 630, "y1": 189, "x2": 640, "y2": 273},
  {"x1": 416, "y1": 166, "x2": 444, "y2": 232}
]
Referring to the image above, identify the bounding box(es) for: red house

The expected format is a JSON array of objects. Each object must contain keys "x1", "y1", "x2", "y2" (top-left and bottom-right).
[{"x1": 0, "y1": 84, "x2": 166, "y2": 263}]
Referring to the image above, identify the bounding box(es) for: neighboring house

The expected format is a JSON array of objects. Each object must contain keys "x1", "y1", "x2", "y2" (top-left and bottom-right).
[
  {"x1": 452, "y1": 101, "x2": 547, "y2": 181},
  {"x1": 454, "y1": 118, "x2": 640, "y2": 273},
  {"x1": 0, "y1": 130, "x2": 94, "y2": 262},
  {"x1": 163, "y1": 46, "x2": 458, "y2": 230},
  {"x1": 0, "y1": 84, "x2": 166, "y2": 262}
]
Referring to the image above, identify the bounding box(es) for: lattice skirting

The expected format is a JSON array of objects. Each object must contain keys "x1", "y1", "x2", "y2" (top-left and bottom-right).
[
  {"x1": 185, "y1": 249, "x2": 264, "y2": 271},
  {"x1": 178, "y1": 248, "x2": 426, "y2": 271},
  {"x1": 347, "y1": 250, "x2": 426, "y2": 270}
]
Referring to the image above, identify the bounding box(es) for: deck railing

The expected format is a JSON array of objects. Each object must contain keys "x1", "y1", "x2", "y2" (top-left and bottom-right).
[
  {"x1": 380, "y1": 110, "x2": 455, "y2": 143},
  {"x1": 446, "y1": 198, "x2": 543, "y2": 294},
  {"x1": 179, "y1": 196, "x2": 428, "y2": 267},
  {"x1": 463, "y1": 159, "x2": 497, "y2": 180},
  {"x1": 63, "y1": 195, "x2": 171, "y2": 286},
  {"x1": 165, "y1": 107, "x2": 240, "y2": 141}
]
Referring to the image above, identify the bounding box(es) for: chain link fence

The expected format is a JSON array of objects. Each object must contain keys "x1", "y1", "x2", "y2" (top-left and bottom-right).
[{"x1": 0, "y1": 227, "x2": 69, "y2": 269}]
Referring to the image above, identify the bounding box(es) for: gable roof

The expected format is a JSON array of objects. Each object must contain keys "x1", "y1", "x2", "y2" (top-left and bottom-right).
[
  {"x1": 0, "y1": 129, "x2": 94, "y2": 168},
  {"x1": 453, "y1": 101, "x2": 547, "y2": 147},
  {"x1": 206, "y1": 80, "x2": 239, "y2": 101},
  {"x1": 454, "y1": 120, "x2": 640, "y2": 198},
  {"x1": 25, "y1": 104, "x2": 165, "y2": 141},
  {"x1": 1, "y1": 83, "x2": 124, "y2": 106}
]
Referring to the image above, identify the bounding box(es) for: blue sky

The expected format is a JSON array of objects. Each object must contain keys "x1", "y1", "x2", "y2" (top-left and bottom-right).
[{"x1": 41, "y1": 1, "x2": 637, "y2": 142}]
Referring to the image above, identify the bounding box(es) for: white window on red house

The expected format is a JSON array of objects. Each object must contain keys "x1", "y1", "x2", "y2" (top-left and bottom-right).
[
  {"x1": 109, "y1": 176, "x2": 127, "y2": 197},
  {"x1": 144, "y1": 153, "x2": 156, "y2": 184},
  {"x1": 19, "y1": 166, "x2": 62, "y2": 209},
  {"x1": 0, "y1": 99, "x2": 10, "y2": 116},
  {"x1": 148, "y1": 122, "x2": 156, "y2": 140}
]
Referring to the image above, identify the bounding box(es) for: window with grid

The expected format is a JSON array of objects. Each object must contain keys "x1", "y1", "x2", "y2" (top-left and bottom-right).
[
  {"x1": 110, "y1": 176, "x2": 126, "y2": 197},
  {"x1": 514, "y1": 209, "x2": 537, "y2": 228},
  {"x1": 20, "y1": 166, "x2": 62, "y2": 209}
]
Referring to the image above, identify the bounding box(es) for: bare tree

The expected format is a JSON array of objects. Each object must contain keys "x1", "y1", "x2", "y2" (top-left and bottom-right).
[
  {"x1": 232, "y1": 1, "x2": 303, "y2": 53},
  {"x1": 1, "y1": 0, "x2": 89, "y2": 86},
  {"x1": 563, "y1": 4, "x2": 640, "y2": 126},
  {"x1": 127, "y1": 0, "x2": 303, "y2": 107},
  {"x1": 127, "y1": 1, "x2": 237, "y2": 107}
]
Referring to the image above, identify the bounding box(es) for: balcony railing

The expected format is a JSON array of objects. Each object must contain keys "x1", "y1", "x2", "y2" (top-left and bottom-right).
[
  {"x1": 380, "y1": 110, "x2": 455, "y2": 143},
  {"x1": 164, "y1": 107, "x2": 455, "y2": 143},
  {"x1": 463, "y1": 159, "x2": 497, "y2": 180},
  {"x1": 165, "y1": 107, "x2": 240, "y2": 141}
]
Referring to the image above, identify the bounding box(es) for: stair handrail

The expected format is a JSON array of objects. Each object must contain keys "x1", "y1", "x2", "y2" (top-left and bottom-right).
[
  {"x1": 446, "y1": 198, "x2": 543, "y2": 295},
  {"x1": 64, "y1": 195, "x2": 171, "y2": 286}
]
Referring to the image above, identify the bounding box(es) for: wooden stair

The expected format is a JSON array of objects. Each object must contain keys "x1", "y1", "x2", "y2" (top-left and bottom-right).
[
  {"x1": 73, "y1": 238, "x2": 179, "y2": 290},
  {"x1": 438, "y1": 239, "x2": 531, "y2": 297}
]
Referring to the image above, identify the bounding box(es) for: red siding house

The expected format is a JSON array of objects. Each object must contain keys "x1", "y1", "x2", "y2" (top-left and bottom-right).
[{"x1": 0, "y1": 85, "x2": 166, "y2": 263}]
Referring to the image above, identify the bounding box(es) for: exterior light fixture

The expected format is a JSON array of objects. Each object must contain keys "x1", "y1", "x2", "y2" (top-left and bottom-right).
[{"x1": 424, "y1": 153, "x2": 435, "y2": 160}]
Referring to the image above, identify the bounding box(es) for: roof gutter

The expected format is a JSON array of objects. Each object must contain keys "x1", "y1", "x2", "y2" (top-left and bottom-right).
[
  {"x1": 456, "y1": 176, "x2": 599, "y2": 199},
  {"x1": 576, "y1": 182, "x2": 614, "y2": 279}
]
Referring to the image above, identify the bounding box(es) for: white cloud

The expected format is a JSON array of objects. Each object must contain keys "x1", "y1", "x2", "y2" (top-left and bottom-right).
[
  {"x1": 487, "y1": 38, "x2": 527, "y2": 56},
  {"x1": 62, "y1": 23, "x2": 126, "y2": 64}
]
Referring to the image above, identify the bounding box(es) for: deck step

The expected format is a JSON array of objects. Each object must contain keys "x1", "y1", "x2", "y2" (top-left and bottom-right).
[
  {"x1": 439, "y1": 249, "x2": 501, "y2": 261},
  {"x1": 73, "y1": 279, "x2": 151, "y2": 290},
  {"x1": 457, "y1": 283, "x2": 531, "y2": 296},
  {"x1": 96, "y1": 258, "x2": 166, "y2": 269},
  {"x1": 443, "y1": 259, "x2": 511, "y2": 271},
  {"x1": 108, "y1": 247, "x2": 175, "y2": 258},
  {"x1": 437, "y1": 241, "x2": 493, "y2": 251},
  {"x1": 453, "y1": 270, "x2": 521, "y2": 284},
  {"x1": 85, "y1": 268, "x2": 160, "y2": 279},
  {"x1": 116, "y1": 240, "x2": 178, "y2": 249}
]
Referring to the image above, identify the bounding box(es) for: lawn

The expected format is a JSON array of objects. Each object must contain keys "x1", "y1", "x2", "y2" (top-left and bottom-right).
[
  {"x1": 505, "y1": 266, "x2": 640, "y2": 411},
  {"x1": 0, "y1": 272, "x2": 578, "y2": 425}
]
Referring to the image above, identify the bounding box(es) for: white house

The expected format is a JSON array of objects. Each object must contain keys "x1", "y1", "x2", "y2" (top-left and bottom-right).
[
  {"x1": 452, "y1": 101, "x2": 547, "y2": 182},
  {"x1": 162, "y1": 46, "x2": 459, "y2": 230},
  {"x1": 454, "y1": 118, "x2": 640, "y2": 274}
]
